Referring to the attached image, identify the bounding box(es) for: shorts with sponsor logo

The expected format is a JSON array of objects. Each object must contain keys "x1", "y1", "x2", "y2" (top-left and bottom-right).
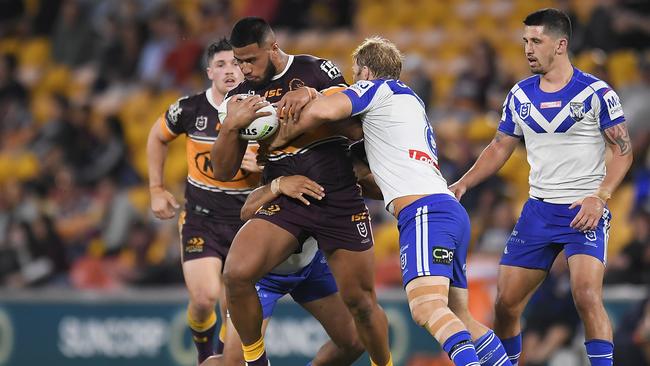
[
  {"x1": 178, "y1": 210, "x2": 243, "y2": 262},
  {"x1": 256, "y1": 251, "x2": 337, "y2": 319},
  {"x1": 501, "y1": 198, "x2": 611, "y2": 270},
  {"x1": 397, "y1": 194, "x2": 469, "y2": 289},
  {"x1": 253, "y1": 188, "x2": 373, "y2": 252}
]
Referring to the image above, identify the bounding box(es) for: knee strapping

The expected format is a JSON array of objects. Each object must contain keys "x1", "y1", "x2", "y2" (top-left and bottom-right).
[{"x1": 406, "y1": 277, "x2": 465, "y2": 343}]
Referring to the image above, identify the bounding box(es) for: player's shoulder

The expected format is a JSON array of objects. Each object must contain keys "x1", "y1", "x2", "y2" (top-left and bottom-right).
[
  {"x1": 166, "y1": 91, "x2": 205, "y2": 124},
  {"x1": 572, "y1": 68, "x2": 613, "y2": 95},
  {"x1": 226, "y1": 82, "x2": 249, "y2": 98},
  {"x1": 512, "y1": 74, "x2": 538, "y2": 92},
  {"x1": 294, "y1": 54, "x2": 343, "y2": 80},
  {"x1": 293, "y1": 54, "x2": 330, "y2": 67},
  {"x1": 171, "y1": 91, "x2": 206, "y2": 109}
]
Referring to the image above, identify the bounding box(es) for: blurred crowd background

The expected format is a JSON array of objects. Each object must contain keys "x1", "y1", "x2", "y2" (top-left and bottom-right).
[{"x1": 0, "y1": 0, "x2": 649, "y2": 364}]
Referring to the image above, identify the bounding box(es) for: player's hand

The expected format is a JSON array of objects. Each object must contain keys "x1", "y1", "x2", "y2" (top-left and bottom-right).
[
  {"x1": 150, "y1": 186, "x2": 180, "y2": 219},
  {"x1": 269, "y1": 112, "x2": 301, "y2": 150},
  {"x1": 448, "y1": 181, "x2": 468, "y2": 201},
  {"x1": 278, "y1": 175, "x2": 325, "y2": 205},
  {"x1": 240, "y1": 149, "x2": 263, "y2": 173},
  {"x1": 276, "y1": 87, "x2": 314, "y2": 122},
  {"x1": 569, "y1": 196, "x2": 605, "y2": 231},
  {"x1": 223, "y1": 95, "x2": 272, "y2": 130}
]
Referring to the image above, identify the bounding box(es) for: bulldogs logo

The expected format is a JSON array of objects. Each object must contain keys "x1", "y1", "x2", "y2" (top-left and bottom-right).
[{"x1": 570, "y1": 102, "x2": 585, "y2": 121}]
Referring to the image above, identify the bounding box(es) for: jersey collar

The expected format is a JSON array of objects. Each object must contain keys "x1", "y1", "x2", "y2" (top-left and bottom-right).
[{"x1": 271, "y1": 55, "x2": 294, "y2": 81}]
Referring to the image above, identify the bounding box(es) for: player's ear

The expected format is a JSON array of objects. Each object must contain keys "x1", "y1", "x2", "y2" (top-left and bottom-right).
[{"x1": 556, "y1": 38, "x2": 568, "y2": 55}]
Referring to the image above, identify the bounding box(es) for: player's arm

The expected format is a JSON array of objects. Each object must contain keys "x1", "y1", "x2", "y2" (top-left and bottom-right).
[
  {"x1": 599, "y1": 122, "x2": 633, "y2": 197},
  {"x1": 569, "y1": 122, "x2": 633, "y2": 231},
  {"x1": 271, "y1": 92, "x2": 353, "y2": 149},
  {"x1": 146, "y1": 117, "x2": 180, "y2": 219},
  {"x1": 211, "y1": 95, "x2": 271, "y2": 181},
  {"x1": 240, "y1": 176, "x2": 325, "y2": 220},
  {"x1": 449, "y1": 131, "x2": 519, "y2": 200}
]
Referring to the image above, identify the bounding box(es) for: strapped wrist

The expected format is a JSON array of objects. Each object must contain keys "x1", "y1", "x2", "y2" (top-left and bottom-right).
[
  {"x1": 304, "y1": 87, "x2": 315, "y2": 100},
  {"x1": 592, "y1": 189, "x2": 611, "y2": 204},
  {"x1": 271, "y1": 176, "x2": 283, "y2": 195}
]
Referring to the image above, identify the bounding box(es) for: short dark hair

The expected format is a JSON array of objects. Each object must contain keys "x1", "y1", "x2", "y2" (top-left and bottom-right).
[
  {"x1": 523, "y1": 8, "x2": 572, "y2": 41},
  {"x1": 206, "y1": 38, "x2": 232, "y2": 63},
  {"x1": 229, "y1": 17, "x2": 273, "y2": 48}
]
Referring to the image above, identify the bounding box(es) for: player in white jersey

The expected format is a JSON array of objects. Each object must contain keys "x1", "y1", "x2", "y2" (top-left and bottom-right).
[
  {"x1": 271, "y1": 37, "x2": 512, "y2": 366},
  {"x1": 449, "y1": 9, "x2": 633, "y2": 366}
]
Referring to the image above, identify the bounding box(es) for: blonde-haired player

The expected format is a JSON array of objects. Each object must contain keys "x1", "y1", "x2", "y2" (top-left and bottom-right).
[{"x1": 271, "y1": 37, "x2": 512, "y2": 366}]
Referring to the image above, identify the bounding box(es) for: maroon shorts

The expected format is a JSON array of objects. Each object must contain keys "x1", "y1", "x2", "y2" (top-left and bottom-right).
[
  {"x1": 254, "y1": 189, "x2": 373, "y2": 253},
  {"x1": 178, "y1": 210, "x2": 243, "y2": 262}
]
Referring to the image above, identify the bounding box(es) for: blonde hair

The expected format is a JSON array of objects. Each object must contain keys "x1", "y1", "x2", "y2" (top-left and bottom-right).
[{"x1": 352, "y1": 36, "x2": 403, "y2": 79}]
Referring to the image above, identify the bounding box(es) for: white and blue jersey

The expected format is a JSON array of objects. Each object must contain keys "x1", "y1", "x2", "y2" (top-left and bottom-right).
[
  {"x1": 498, "y1": 67, "x2": 625, "y2": 204},
  {"x1": 256, "y1": 238, "x2": 337, "y2": 318},
  {"x1": 498, "y1": 68, "x2": 624, "y2": 268},
  {"x1": 342, "y1": 79, "x2": 468, "y2": 288}
]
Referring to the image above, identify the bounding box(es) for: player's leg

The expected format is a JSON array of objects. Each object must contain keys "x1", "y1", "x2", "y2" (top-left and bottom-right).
[
  {"x1": 183, "y1": 257, "x2": 223, "y2": 364},
  {"x1": 222, "y1": 219, "x2": 299, "y2": 366},
  {"x1": 291, "y1": 252, "x2": 364, "y2": 365},
  {"x1": 324, "y1": 248, "x2": 392, "y2": 366},
  {"x1": 222, "y1": 315, "x2": 272, "y2": 366},
  {"x1": 216, "y1": 286, "x2": 228, "y2": 356},
  {"x1": 300, "y1": 293, "x2": 365, "y2": 366},
  {"x1": 180, "y1": 211, "x2": 234, "y2": 364},
  {"x1": 493, "y1": 265, "x2": 546, "y2": 366},
  {"x1": 567, "y1": 255, "x2": 612, "y2": 365},
  {"x1": 494, "y1": 198, "x2": 564, "y2": 365},
  {"x1": 406, "y1": 276, "x2": 481, "y2": 365},
  {"x1": 564, "y1": 205, "x2": 613, "y2": 365},
  {"x1": 448, "y1": 287, "x2": 511, "y2": 366},
  {"x1": 398, "y1": 195, "x2": 489, "y2": 365}
]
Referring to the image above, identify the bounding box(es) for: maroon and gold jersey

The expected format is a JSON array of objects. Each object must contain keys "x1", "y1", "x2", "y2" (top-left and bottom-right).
[
  {"x1": 160, "y1": 88, "x2": 260, "y2": 223},
  {"x1": 227, "y1": 55, "x2": 357, "y2": 193}
]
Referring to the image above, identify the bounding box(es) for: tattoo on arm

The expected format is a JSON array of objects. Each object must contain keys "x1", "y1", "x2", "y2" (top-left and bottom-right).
[
  {"x1": 603, "y1": 123, "x2": 632, "y2": 155},
  {"x1": 494, "y1": 131, "x2": 505, "y2": 143}
]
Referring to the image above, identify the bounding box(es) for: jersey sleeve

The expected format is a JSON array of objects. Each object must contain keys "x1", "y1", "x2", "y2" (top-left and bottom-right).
[
  {"x1": 163, "y1": 96, "x2": 190, "y2": 136},
  {"x1": 594, "y1": 87, "x2": 626, "y2": 130},
  {"x1": 497, "y1": 90, "x2": 523, "y2": 137},
  {"x1": 341, "y1": 80, "x2": 384, "y2": 116},
  {"x1": 314, "y1": 58, "x2": 347, "y2": 91}
]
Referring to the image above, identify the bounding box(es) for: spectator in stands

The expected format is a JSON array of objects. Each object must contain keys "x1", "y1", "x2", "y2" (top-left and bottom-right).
[
  {"x1": 51, "y1": 0, "x2": 97, "y2": 67},
  {"x1": 402, "y1": 54, "x2": 433, "y2": 112},
  {"x1": 614, "y1": 298, "x2": 650, "y2": 365},
  {"x1": 606, "y1": 208, "x2": 650, "y2": 284}
]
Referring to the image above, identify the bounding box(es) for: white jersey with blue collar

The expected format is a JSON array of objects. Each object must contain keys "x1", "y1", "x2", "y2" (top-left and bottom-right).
[
  {"x1": 498, "y1": 67, "x2": 626, "y2": 204},
  {"x1": 341, "y1": 79, "x2": 451, "y2": 209}
]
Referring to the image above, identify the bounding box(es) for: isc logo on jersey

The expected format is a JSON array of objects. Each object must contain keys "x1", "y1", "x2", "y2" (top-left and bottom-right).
[{"x1": 603, "y1": 89, "x2": 623, "y2": 120}]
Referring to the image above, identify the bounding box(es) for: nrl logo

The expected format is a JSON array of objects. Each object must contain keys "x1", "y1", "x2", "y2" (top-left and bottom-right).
[
  {"x1": 518, "y1": 102, "x2": 531, "y2": 119},
  {"x1": 356, "y1": 222, "x2": 368, "y2": 238},
  {"x1": 570, "y1": 102, "x2": 585, "y2": 121},
  {"x1": 195, "y1": 116, "x2": 208, "y2": 131}
]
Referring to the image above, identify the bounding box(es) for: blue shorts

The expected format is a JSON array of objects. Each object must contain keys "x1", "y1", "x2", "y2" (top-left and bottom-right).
[
  {"x1": 501, "y1": 198, "x2": 611, "y2": 270},
  {"x1": 397, "y1": 194, "x2": 469, "y2": 289},
  {"x1": 256, "y1": 251, "x2": 338, "y2": 319}
]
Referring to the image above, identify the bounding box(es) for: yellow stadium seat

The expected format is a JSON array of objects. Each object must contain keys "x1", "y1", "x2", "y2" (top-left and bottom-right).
[{"x1": 607, "y1": 50, "x2": 640, "y2": 88}]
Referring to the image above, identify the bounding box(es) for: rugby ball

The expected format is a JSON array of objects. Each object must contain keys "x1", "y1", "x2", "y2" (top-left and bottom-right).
[{"x1": 218, "y1": 95, "x2": 278, "y2": 141}]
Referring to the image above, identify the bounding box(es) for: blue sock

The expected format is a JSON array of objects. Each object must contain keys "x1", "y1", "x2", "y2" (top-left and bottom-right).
[
  {"x1": 442, "y1": 330, "x2": 480, "y2": 366},
  {"x1": 305, "y1": 363, "x2": 312, "y2": 366},
  {"x1": 585, "y1": 339, "x2": 613, "y2": 366},
  {"x1": 474, "y1": 330, "x2": 512, "y2": 366},
  {"x1": 500, "y1": 333, "x2": 521, "y2": 366}
]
